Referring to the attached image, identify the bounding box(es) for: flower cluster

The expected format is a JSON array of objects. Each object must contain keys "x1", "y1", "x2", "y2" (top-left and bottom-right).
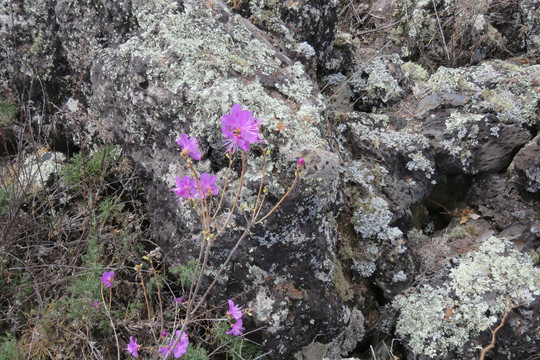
[
  {"x1": 111, "y1": 105, "x2": 304, "y2": 358},
  {"x1": 226, "y1": 300, "x2": 245, "y2": 336},
  {"x1": 172, "y1": 104, "x2": 262, "y2": 206},
  {"x1": 159, "y1": 331, "x2": 189, "y2": 358},
  {"x1": 172, "y1": 173, "x2": 218, "y2": 204}
]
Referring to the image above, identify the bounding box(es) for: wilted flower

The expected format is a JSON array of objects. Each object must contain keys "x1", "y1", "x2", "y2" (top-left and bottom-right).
[
  {"x1": 159, "y1": 331, "x2": 189, "y2": 358},
  {"x1": 226, "y1": 318, "x2": 244, "y2": 336},
  {"x1": 176, "y1": 134, "x2": 201, "y2": 161},
  {"x1": 196, "y1": 173, "x2": 218, "y2": 198},
  {"x1": 221, "y1": 104, "x2": 261, "y2": 153},
  {"x1": 226, "y1": 299, "x2": 243, "y2": 321},
  {"x1": 126, "y1": 336, "x2": 139, "y2": 358},
  {"x1": 101, "y1": 271, "x2": 115, "y2": 288}
]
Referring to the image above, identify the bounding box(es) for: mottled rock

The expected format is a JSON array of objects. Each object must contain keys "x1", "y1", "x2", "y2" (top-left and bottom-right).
[
  {"x1": 422, "y1": 112, "x2": 531, "y2": 175},
  {"x1": 393, "y1": 0, "x2": 528, "y2": 66},
  {"x1": 467, "y1": 173, "x2": 539, "y2": 251},
  {"x1": 237, "y1": 0, "x2": 339, "y2": 74},
  {"x1": 349, "y1": 54, "x2": 412, "y2": 111},
  {"x1": 86, "y1": 0, "x2": 354, "y2": 357},
  {"x1": 512, "y1": 134, "x2": 540, "y2": 194},
  {"x1": 393, "y1": 236, "x2": 540, "y2": 359}
]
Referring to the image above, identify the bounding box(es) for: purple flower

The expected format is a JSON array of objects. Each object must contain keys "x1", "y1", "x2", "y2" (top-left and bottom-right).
[
  {"x1": 175, "y1": 296, "x2": 184, "y2": 304},
  {"x1": 226, "y1": 300, "x2": 243, "y2": 321},
  {"x1": 126, "y1": 336, "x2": 139, "y2": 358},
  {"x1": 172, "y1": 175, "x2": 197, "y2": 203},
  {"x1": 101, "y1": 271, "x2": 115, "y2": 288},
  {"x1": 221, "y1": 104, "x2": 262, "y2": 153},
  {"x1": 226, "y1": 318, "x2": 244, "y2": 337},
  {"x1": 161, "y1": 330, "x2": 167, "y2": 338},
  {"x1": 93, "y1": 302, "x2": 100, "y2": 308},
  {"x1": 159, "y1": 331, "x2": 189, "y2": 358},
  {"x1": 196, "y1": 173, "x2": 218, "y2": 199},
  {"x1": 176, "y1": 134, "x2": 201, "y2": 161},
  {"x1": 297, "y1": 157, "x2": 304, "y2": 168}
]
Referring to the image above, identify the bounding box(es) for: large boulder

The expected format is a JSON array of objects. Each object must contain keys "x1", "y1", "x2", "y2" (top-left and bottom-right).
[{"x1": 87, "y1": 0, "x2": 355, "y2": 357}]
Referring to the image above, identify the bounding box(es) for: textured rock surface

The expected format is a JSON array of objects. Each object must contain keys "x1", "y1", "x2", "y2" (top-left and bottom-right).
[{"x1": 1, "y1": 0, "x2": 539, "y2": 358}]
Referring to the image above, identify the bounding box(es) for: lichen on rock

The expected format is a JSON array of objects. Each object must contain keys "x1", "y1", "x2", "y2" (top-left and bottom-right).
[{"x1": 393, "y1": 236, "x2": 540, "y2": 358}]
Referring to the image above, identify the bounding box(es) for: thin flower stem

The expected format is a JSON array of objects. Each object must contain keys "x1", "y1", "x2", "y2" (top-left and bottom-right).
[
  {"x1": 212, "y1": 156, "x2": 234, "y2": 220},
  {"x1": 100, "y1": 283, "x2": 121, "y2": 360},
  {"x1": 191, "y1": 226, "x2": 251, "y2": 317},
  {"x1": 136, "y1": 268, "x2": 158, "y2": 343},
  {"x1": 254, "y1": 173, "x2": 298, "y2": 225},
  {"x1": 217, "y1": 151, "x2": 246, "y2": 236},
  {"x1": 252, "y1": 149, "x2": 268, "y2": 219},
  {"x1": 253, "y1": 194, "x2": 266, "y2": 221},
  {"x1": 190, "y1": 238, "x2": 213, "y2": 313},
  {"x1": 188, "y1": 162, "x2": 210, "y2": 229},
  {"x1": 149, "y1": 256, "x2": 165, "y2": 335},
  {"x1": 187, "y1": 234, "x2": 208, "y2": 305}
]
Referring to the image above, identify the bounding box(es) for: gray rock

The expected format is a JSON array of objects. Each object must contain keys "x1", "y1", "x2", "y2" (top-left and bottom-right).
[{"x1": 512, "y1": 134, "x2": 540, "y2": 194}]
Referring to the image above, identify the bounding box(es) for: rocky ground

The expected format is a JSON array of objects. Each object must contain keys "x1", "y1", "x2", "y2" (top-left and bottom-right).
[{"x1": 1, "y1": 0, "x2": 539, "y2": 359}]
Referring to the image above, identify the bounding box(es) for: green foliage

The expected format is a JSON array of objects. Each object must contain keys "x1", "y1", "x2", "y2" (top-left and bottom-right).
[
  {"x1": 0, "y1": 333, "x2": 20, "y2": 360},
  {"x1": 184, "y1": 344, "x2": 210, "y2": 360},
  {"x1": 214, "y1": 322, "x2": 267, "y2": 360},
  {"x1": 171, "y1": 259, "x2": 200, "y2": 287},
  {"x1": 0, "y1": 98, "x2": 17, "y2": 127},
  {"x1": 0, "y1": 184, "x2": 13, "y2": 215},
  {"x1": 96, "y1": 197, "x2": 124, "y2": 225},
  {"x1": 60, "y1": 145, "x2": 120, "y2": 189}
]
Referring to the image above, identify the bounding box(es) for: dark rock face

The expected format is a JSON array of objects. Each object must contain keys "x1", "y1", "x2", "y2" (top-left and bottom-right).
[
  {"x1": 279, "y1": 0, "x2": 339, "y2": 64},
  {"x1": 1, "y1": 0, "x2": 540, "y2": 359},
  {"x1": 512, "y1": 134, "x2": 540, "y2": 194},
  {"x1": 422, "y1": 113, "x2": 531, "y2": 175},
  {"x1": 86, "y1": 1, "x2": 353, "y2": 357},
  {"x1": 231, "y1": 0, "x2": 339, "y2": 75}
]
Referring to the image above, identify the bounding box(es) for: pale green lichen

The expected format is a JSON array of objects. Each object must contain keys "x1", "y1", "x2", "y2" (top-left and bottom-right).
[
  {"x1": 425, "y1": 61, "x2": 540, "y2": 126},
  {"x1": 402, "y1": 61, "x2": 429, "y2": 83},
  {"x1": 351, "y1": 195, "x2": 402, "y2": 241},
  {"x1": 393, "y1": 236, "x2": 540, "y2": 358},
  {"x1": 349, "y1": 54, "x2": 406, "y2": 106},
  {"x1": 441, "y1": 111, "x2": 485, "y2": 171},
  {"x1": 94, "y1": 0, "x2": 327, "y2": 153}
]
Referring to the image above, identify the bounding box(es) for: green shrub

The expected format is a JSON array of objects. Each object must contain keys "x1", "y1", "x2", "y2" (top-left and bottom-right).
[{"x1": 61, "y1": 145, "x2": 120, "y2": 189}]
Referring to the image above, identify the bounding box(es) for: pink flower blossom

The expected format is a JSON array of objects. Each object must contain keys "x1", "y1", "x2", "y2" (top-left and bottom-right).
[
  {"x1": 175, "y1": 296, "x2": 184, "y2": 304},
  {"x1": 226, "y1": 318, "x2": 244, "y2": 337},
  {"x1": 126, "y1": 336, "x2": 139, "y2": 358},
  {"x1": 101, "y1": 271, "x2": 115, "y2": 288},
  {"x1": 159, "y1": 331, "x2": 189, "y2": 358},
  {"x1": 297, "y1": 157, "x2": 304, "y2": 168},
  {"x1": 176, "y1": 134, "x2": 201, "y2": 161},
  {"x1": 226, "y1": 300, "x2": 243, "y2": 321},
  {"x1": 221, "y1": 104, "x2": 262, "y2": 153},
  {"x1": 172, "y1": 175, "x2": 197, "y2": 203},
  {"x1": 93, "y1": 302, "x2": 100, "y2": 308},
  {"x1": 196, "y1": 173, "x2": 218, "y2": 199}
]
